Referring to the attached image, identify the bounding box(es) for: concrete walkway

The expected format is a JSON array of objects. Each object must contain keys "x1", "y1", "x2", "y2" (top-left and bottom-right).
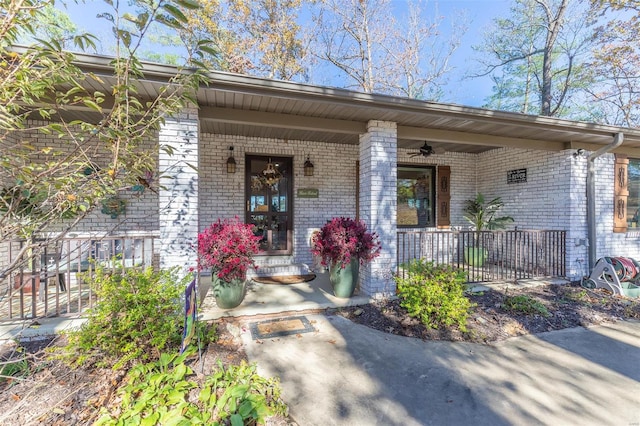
[
  {"x1": 2, "y1": 273, "x2": 640, "y2": 425},
  {"x1": 236, "y1": 314, "x2": 640, "y2": 426}
]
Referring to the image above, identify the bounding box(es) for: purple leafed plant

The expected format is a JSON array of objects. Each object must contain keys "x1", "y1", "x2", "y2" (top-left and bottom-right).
[
  {"x1": 311, "y1": 217, "x2": 381, "y2": 269},
  {"x1": 198, "y1": 217, "x2": 262, "y2": 281}
]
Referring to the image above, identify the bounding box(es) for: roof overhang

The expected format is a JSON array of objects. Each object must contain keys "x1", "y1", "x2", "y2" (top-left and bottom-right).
[{"x1": 26, "y1": 48, "x2": 640, "y2": 156}]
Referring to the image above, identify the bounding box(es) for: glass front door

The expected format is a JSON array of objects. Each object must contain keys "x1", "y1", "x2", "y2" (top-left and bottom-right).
[{"x1": 245, "y1": 155, "x2": 293, "y2": 255}]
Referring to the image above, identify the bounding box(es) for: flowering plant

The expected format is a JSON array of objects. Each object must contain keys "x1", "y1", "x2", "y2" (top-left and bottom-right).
[
  {"x1": 197, "y1": 217, "x2": 262, "y2": 281},
  {"x1": 311, "y1": 217, "x2": 381, "y2": 269}
]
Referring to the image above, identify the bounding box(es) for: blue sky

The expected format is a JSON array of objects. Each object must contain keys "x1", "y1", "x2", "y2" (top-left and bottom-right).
[
  {"x1": 433, "y1": 0, "x2": 512, "y2": 106},
  {"x1": 58, "y1": 0, "x2": 512, "y2": 107}
]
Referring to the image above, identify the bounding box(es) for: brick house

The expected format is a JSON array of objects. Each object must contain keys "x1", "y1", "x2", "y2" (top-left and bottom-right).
[{"x1": 5, "y1": 53, "x2": 640, "y2": 300}]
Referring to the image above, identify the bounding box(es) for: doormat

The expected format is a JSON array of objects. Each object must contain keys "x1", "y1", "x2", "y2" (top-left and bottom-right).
[
  {"x1": 251, "y1": 273, "x2": 316, "y2": 285},
  {"x1": 249, "y1": 316, "x2": 315, "y2": 340}
]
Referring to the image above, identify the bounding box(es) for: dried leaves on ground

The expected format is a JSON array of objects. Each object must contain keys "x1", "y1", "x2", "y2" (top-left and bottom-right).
[
  {"x1": 332, "y1": 281, "x2": 640, "y2": 343},
  {"x1": 1, "y1": 282, "x2": 639, "y2": 425},
  {"x1": 0, "y1": 318, "x2": 251, "y2": 426}
]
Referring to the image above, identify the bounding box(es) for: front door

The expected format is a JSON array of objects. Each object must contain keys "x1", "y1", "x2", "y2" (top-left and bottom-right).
[{"x1": 245, "y1": 155, "x2": 293, "y2": 255}]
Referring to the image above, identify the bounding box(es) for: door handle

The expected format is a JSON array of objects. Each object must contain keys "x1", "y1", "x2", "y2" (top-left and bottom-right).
[{"x1": 247, "y1": 201, "x2": 250, "y2": 211}]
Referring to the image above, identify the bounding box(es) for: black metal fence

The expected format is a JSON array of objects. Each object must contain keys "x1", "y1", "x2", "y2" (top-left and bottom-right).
[
  {"x1": 397, "y1": 229, "x2": 566, "y2": 282},
  {"x1": 1, "y1": 235, "x2": 157, "y2": 320}
]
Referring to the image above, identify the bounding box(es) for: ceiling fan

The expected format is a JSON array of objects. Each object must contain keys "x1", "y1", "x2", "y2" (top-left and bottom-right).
[{"x1": 408, "y1": 142, "x2": 436, "y2": 157}]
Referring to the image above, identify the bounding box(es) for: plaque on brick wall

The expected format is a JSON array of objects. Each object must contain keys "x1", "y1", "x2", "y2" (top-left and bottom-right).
[
  {"x1": 297, "y1": 188, "x2": 319, "y2": 198},
  {"x1": 507, "y1": 168, "x2": 527, "y2": 184}
]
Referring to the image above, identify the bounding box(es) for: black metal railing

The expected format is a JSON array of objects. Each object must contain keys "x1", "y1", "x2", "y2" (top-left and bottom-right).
[
  {"x1": 397, "y1": 229, "x2": 566, "y2": 282},
  {"x1": 1, "y1": 234, "x2": 157, "y2": 321}
]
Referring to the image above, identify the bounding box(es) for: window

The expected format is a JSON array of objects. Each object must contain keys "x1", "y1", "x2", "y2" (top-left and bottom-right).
[
  {"x1": 628, "y1": 158, "x2": 640, "y2": 229},
  {"x1": 397, "y1": 166, "x2": 435, "y2": 227}
]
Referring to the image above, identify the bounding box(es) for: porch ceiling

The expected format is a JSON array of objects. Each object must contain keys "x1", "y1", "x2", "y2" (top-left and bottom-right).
[{"x1": 46, "y1": 51, "x2": 640, "y2": 156}]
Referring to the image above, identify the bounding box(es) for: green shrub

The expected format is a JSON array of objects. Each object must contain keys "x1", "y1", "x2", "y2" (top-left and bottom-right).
[
  {"x1": 95, "y1": 353, "x2": 288, "y2": 425},
  {"x1": 395, "y1": 259, "x2": 474, "y2": 331},
  {"x1": 197, "y1": 361, "x2": 288, "y2": 424},
  {"x1": 95, "y1": 352, "x2": 196, "y2": 425},
  {"x1": 63, "y1": 266, "x2": 190, "y2": 369},
  {"x1": 503, "y1": 294, "x2": 550, "y2": 317}
]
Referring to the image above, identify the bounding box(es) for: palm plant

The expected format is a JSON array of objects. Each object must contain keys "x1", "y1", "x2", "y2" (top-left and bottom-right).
[
  {"x1": 463, "y1": 194, "x2": 514, "y2": 263},
  {"x1": 464, "y1": 193, "x2": 514, "y2": 234}
]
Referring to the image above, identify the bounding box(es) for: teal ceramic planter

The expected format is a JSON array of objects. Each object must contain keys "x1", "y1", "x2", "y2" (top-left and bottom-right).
[
  {"x1": 464, "y1": 247, "x2": 488, "y2": 267},
  {"x1": 213, "y1": 276, "x2": 246, "y2": 309},
  {"x1": 329, "y1": 259, "x2": 359, "y2": 298}
]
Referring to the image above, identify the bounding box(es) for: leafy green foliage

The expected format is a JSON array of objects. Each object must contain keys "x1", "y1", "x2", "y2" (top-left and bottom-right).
[
  {"x1": 197, "y1": 361, "x2": 288, "y2": 424},
  {"x1": 0, "y1": 357, "x2": 29, "y2": 384},
  {"x1": 463, "y1": 193, "x2": 514, "y2": 249},
  {"x1": 475, "y1": 0, "x2": 594, "y2": 117},
  {"x1": 463, "y1": 193, "x2": 514, "y2": 232},
  {"x1": 95, "y1": 355, "x2": 288, "y2": 425},
  {"x1": 95, "y1": 352, "x2": 196, "y2": 425},
  {"x1": 62, "y1": 267, "x2": 189, "y2": 369},
  {"x1": 503, "y1": 294, "x2": 550, "y2": 317},
  {"x1": 0, "y1": 0, "x2": 212, "y2": 278},
  {"x1": 396, "y1": 259, "x2": 474, "y2": 331}
]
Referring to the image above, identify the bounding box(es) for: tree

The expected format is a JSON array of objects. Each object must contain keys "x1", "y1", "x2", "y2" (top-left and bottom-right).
[
  {"x1": 310, "y1": 0, "x2": 464, "y2": 99},
  {"x1": 180, "y1": 0, "x2": 306, "y2": 80},
  {"x1": 586, "y1": 0, "x2": 640, "y2": 126},
  {"x1": 17, "y1": 4, "x2": 79, "y2": 49},
  {"x1": 382, "y1": 1, "x2": 467, "y2": 99},
  {"x1": 0, "y1": 0, "x2": 210, "y2": 279},
  {"x1": 474, "y1": 0, "x2": 594, "y2": 117}
]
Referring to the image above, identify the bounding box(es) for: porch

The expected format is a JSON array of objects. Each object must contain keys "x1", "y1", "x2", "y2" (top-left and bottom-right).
[
  {"x1": 397, "y1": 229, "x2": 567, "y2": 282},
  {"x1": 199, "y1": 272, "x2": 372, "y2": 320},
  {"x1": 1, "y1": 228, "x2": 568, "y2": 321}
]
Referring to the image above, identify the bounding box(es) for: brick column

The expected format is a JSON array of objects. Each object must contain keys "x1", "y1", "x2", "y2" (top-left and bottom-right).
[
  {"x1": 359, "y1": 121, "x2": 397, "y2": 297},
  {"x1": 158, "y1": 109, "x2": 199, "y2": 272}
]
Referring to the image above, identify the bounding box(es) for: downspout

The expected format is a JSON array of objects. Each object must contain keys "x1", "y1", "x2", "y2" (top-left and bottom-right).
[{"x1": 587, "y1": 132, "x2": 624, "y2": 271}]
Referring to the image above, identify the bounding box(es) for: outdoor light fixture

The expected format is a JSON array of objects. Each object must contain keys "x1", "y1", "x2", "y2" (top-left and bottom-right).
[
  {"x1": 226, "y1": 146, "x2": 236, "y2": 173},
  {"x1": 304, "y1": 155, "x2": 314, "y2": 176},
  {"x1": 573, "y1": 148, "x2": 585, "y2": 159}
]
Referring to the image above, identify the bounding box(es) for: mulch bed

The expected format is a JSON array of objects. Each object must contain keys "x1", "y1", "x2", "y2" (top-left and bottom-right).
[{"x1": 330, "y1": 281, "x2": 640, "y2": 343}]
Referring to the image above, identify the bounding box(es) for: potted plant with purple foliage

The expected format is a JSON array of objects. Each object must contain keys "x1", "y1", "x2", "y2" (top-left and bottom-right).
[
  {"x1": 198, "y1": 217, "x2": 262, "y2": 309},
  {"x1": 311, "y1": 217, "x2": 381, "y2": 297}
]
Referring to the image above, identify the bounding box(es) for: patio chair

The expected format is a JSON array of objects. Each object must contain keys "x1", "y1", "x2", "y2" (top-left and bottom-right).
[{"x1": 45, "y1": 239, "x2": 94, "y2": 291}]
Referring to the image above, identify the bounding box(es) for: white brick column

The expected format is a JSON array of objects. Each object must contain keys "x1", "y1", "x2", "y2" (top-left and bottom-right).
[
  {"x1": 158, "y1": 109, "x2": 199, "y2": 272},
  {"x1": 359, "y1": 120, "x2": 397, "y2": 297}
]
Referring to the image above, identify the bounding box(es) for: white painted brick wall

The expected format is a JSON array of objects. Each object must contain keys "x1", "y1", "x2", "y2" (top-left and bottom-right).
[
  {"x1": 9, "y1": 121, "x2": 160, "y2": 235},
  {"x1": 198, "y1": 133, "x2": 358, "y2": 268},
  {"x1": 9, "y1": 117, "x2": 633, "y2": 285},
  {"x1": 476, "y1": 147, "x2": 571, "y2": 230},
  {"x1": 359, "y1": 121, "x2": 397, "y2": 297},
  {"x1": 475, "y1": 147, "x2": 586, "y2": 278},
  {"x1": 158, "y1": 111, "x2": 199, "y2": 272},
  {"x1": 1, "y1": 121, "x2": 162, "y2": 281}
]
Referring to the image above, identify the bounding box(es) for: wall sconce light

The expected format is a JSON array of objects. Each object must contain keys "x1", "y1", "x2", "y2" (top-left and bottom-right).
[
  {"x1": 226, "y1": 146, "x2": 236, "y2": 173},
  {"x1": 304, "y1": 155, "x2": 314, "y2": 176},
  {"x1": 573, "y1": 148, "x2": 585, "y2": 159}
]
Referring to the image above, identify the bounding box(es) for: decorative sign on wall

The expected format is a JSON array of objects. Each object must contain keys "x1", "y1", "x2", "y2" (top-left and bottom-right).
[
  {"x1": 507, "y1": 168, "x2": 527, "y2": 184},
  {"x1": 297, "y1": 188, "x2": 319, "y2": 198}
]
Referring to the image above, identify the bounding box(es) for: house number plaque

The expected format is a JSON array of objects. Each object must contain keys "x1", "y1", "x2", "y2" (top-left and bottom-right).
[{"x1": 507, "y1": 168, "x2": 527, "y2": 184}]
